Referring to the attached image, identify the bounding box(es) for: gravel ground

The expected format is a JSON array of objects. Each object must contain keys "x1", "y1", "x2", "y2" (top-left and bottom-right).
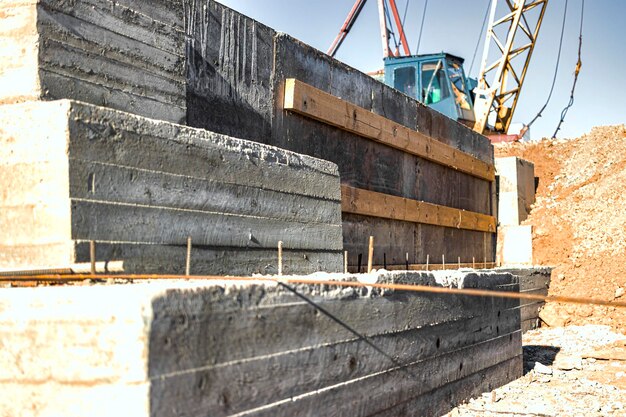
[{"x1": 443, "y1": 325, "x2": 626, "y2": 417}]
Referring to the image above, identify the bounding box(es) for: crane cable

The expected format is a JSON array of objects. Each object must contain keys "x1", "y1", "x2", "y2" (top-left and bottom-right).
[
  {"x1": 415, "y1": 0, "x2": 428, "y2": 55},
  {"x1": 552, "y1": 0, "x2": 584, "y2": 139},
  {"x1": 469, "y1": 0, "x2": 492, "y2": 76},
  {"x1": 401, "y1": 0, "x2": 410, "y2": 28},
  {"x1": 383, "y1": 0, "x2": 401, "y2": 53},
  {"x1": 523, "y1": 0, "x2": 569, "y2": 134}
]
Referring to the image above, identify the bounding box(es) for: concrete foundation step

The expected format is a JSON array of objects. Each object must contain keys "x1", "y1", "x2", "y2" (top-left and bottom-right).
[{"x1": 0, "y1": 100, "x2": 343, "y2": 275}]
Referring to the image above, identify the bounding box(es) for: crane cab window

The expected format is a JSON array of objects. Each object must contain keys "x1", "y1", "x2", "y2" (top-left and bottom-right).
[
  {"x1": 447, "y1": 62, "x2": 471, "y2": 110},
  {"x1": 394, "y1": 66, "x2": 417, "y2": 99},
  {"x1": 421, "y1": 60, "x2": 449, "y2": 105}
]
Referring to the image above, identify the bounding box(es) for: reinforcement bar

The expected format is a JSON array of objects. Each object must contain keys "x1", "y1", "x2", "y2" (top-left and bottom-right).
[{"x1": 3, "y1": 274, "x2": 626, "y2": 309}]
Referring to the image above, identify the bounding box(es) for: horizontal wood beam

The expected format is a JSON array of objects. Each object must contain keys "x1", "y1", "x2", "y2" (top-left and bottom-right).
[
  {"x1": 341, "y1": 185, "x2": 496, "y2": 233},
  {"x1": 284, "y1": 78, "x2": 495, "y2": 182}
]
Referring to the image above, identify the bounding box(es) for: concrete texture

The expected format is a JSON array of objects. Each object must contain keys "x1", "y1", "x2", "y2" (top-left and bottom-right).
[
  {"x1": 185, "y1": 1, "x2": 497, "y2": 267},
  {"x1": 0, "y1": 0, "x2": 186, "y2": 122},
  {"x1": 0, "y1": 270, "x2": 522, "y2": 417},
  {"x1": 0, "y1": 0, "x2": 497, "y2": 267},
  {"x1": 495, "y1": 156, "x2": 536, "y2": 226},
  {"x1": 0, "y1": 100, "x2": 343, "y2": 274},
  {"x1": 499, "y1": 267, "x2": 552, "y2": 333}
]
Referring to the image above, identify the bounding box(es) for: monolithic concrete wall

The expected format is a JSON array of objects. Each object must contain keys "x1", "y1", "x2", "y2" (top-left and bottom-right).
[
  {"x1": 0, "y1": 0, "x2": 497, "y2": 269},
  {"x1": 185, "y1": 2, "x2": 497, "y2": 268},
  {"x1": 0, "y1": 0, "x2": 186, "y2": 122},
  {"x1": 0, "y1": 270, "x2": 522, "y2": 417},
  {"x1": 0, "y1": 100, "x2": 343, "y2": 274}
]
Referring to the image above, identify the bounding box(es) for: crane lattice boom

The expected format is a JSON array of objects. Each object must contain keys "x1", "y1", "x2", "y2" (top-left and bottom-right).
[{"x1": 473, "y1": 0, "x2": 549, "y2": 134}]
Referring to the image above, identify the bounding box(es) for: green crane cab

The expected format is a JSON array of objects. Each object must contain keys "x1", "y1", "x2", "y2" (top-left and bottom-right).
[{"x1": 383, "y1": 53, "x2": 477, "y2": 126}]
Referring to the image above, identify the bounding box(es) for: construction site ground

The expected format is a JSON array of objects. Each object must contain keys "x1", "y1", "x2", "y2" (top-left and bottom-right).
[{"x1": 445, "y1": 325, "x2": 626, "y2": 416}]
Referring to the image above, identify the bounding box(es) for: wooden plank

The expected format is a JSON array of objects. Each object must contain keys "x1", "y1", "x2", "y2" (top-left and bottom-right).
[
  {"x1": 341, "y1": 185, "x2": 496, "y2": 233},
  {"x1": 284, "y1": 78, "x2": 496, "y2": 182}
]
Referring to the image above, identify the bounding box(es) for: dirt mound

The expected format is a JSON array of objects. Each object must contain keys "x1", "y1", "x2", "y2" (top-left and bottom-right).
[{"x1": 495, "y1": 125, "x2": 626, "y2": 332}]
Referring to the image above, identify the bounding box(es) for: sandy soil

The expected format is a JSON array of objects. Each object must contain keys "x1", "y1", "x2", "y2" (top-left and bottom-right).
[{"x1": 495, "y1": 125, "x2": 626, "y2": 332}]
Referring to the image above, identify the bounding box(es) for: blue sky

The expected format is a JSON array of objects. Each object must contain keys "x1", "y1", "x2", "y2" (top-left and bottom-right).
[{"x1": 218, "y1": 0, "x2": 625, "y2": 140}]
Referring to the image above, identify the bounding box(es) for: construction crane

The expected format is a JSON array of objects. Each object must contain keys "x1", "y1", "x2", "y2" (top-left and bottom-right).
[{"x1": 328, "y1": 0, "x2": 549, "y2": 140}]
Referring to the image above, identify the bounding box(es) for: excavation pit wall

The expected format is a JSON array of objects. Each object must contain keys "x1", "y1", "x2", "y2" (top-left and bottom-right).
[
  {"x1": 1, "y1": 0, "x2": 497, "y2": 269},
  {"x1": 0, "y1": 270, "x2": 523, "y2": 417}
]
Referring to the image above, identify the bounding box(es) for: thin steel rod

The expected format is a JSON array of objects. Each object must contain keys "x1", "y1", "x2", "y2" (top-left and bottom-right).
[
  {"x1": 278, "y1": 241, "x2": 284, "y2": 276},
  {"x1": 3, "y1": 274, "x2": 625, "y2": 309},
  {"x1": 367, "y1": 236, "x2": 374, "y2": 273},
  {"x1": 89, "y1": 240, "x2": 96, "y2": 276},
  {"x1": 185, "y1": 237, "x2": 192, "y2": 277}
]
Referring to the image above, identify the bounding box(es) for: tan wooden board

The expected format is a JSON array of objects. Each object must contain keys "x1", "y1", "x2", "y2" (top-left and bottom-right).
[
  {"x1": 284, "y1": 78, "x2": 496, "y2": 182},
  {"x1": 341, "y1": 185, "x2": 496, "y2": 233}
]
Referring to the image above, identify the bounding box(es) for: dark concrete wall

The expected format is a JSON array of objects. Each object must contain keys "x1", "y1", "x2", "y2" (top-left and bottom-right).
[
  {"x1": 0, "y1": 0, "x2": 496, "y2": 268},
  {"x1": 184, "y1": 1, "x2": 496, "y2": 267},
  {"x1": 0, "y1": 271, "x2": 522, "y2": 417},
  {"x1": 0, "y1": 0, "x2": 185, "y2": 121},
  {"x1": 147, "y1": 271, "x2": 522, "y2": 416}
]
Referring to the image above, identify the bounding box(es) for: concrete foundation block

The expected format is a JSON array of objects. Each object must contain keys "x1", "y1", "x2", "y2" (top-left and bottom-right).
[
  {"x1": 497, "y1": 225, "x2": 534, "y2": 266},
  {"x1": 0, "y1": 100, "x2": 343, "y2": 274},
  {"x1": 0, "y1": 270, "x2": 522, "y2": 417},
  {"x1": 0, "y1": 0, "x2": 499, "y2": 266},
  {"x1": 496, "y1": 156, "x2": 536, "y2": 226}
]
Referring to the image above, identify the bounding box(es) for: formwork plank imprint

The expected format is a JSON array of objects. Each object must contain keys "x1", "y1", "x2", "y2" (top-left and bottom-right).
[
  {"x1": 216, "y1": 333, "x2": 521, "y2": 417},
  {"x1": 370, "y1": 355, "x2": 522, "y2": 417},
  {"x1": 70, "y1": 199, "x2": 343, "y2": 251},
  {"x1": 68, "y1": 159, "x2": 341, "y2": 225},
  {"x1": 38, "y1": 9, "x2": 184, "y2": 79},
  {"x1": 42, "y1": 70, "x2": 186, "y2": 123},
  {"x1": 150, "y1": 309, "x2": 520, "y2": 416},
  {"x1": 149, "y1": 279, "x2": 519, "y2": 375},
  {"x1": 39, "y1": 37, "x2": 184, "y2": 100},
  {"x1": 39, "y1": 0, "x2": 184, "y2": 54}
]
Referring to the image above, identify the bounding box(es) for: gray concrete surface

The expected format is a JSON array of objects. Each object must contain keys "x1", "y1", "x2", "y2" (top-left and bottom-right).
[
  {"x1": 0, "y1": 270, "x2": 522, "y2": 417},
  {"x1": 0, "y1": 0, "x2": 186, "y2": 122},
  {"x1": 0, "y1": 100, "x2": 343, "y2": 274},
  {"x1": 188, "y1": 2, "x2": 497, "y2": 266},
  {"x1": 0, "y1": 0, "x2": 498, "y2": 267}
]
